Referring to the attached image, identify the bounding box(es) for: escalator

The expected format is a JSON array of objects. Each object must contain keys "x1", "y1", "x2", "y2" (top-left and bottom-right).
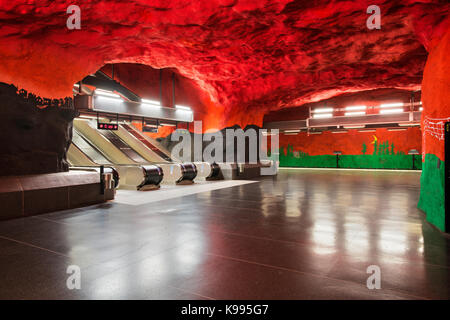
[
  {"x1": 71, "y1": 119, "x2": 163, "y2": 190},
  {"x1": 121, "y1": 123, "x2": 172, "y2": 162},
  {"x1": 70, "y1": 129, "x2": 111, "y2": 165},
  {"x1": 98, "y1": 129, "x2": 147, "y2": 164},
  {"x1": 118, "y1": 122, "x2": 219, "y2": 180}
]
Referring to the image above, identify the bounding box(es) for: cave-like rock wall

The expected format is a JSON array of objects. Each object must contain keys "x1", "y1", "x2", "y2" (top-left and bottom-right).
[
  {"x1": 100, "y1": 64, "x2": 225, "y2": 133},
  {"x1": 0, "y1": 83, "x2": 77, "y2": 176},
  {"x1": 0, "y1": 1, "x2": 449, "y2": 129}
]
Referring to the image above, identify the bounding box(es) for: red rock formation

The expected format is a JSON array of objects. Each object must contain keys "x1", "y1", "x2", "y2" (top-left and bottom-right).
[
  {"x1": 0, "y1": 1, "x2": 448, "y2": 129},
  {"x1": 99, "y1": 64, "x2": 225, "y2": 134}
]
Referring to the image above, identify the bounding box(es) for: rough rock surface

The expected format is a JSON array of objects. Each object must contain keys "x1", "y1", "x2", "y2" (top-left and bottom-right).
[
  {"x1": 0, "y1": 1, "x2": 448, "y2": 128},
  {"x1": 418, "y1": 27, "x2": 450, "y2": 231},
  {"x1": 0, "y1": 83, "x2": 78, "y2": 176}
]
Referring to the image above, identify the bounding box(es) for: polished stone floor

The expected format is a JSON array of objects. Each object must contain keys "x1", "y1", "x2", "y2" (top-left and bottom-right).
[{"x1": 0, "y1": 168, "x2": 449, "y2": 300}]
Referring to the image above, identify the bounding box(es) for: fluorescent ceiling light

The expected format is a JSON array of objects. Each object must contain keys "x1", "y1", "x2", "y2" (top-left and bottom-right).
[
  {"x1": 379, "y1": 108, "x2": 404, "y2": 114},
  {"x1": 143, "y1": 123, "x2": 158, "y2": 128},
  {"x1": 345, "y1": 105, "x2": 366, "y2": 111},
  {"x1": 345, "y1": 111, "x2": 366, "y2": 116},
  {"x1": 141, "y1": 98, "x2": 161, "y2": 106},
  {"x1": 331, "y1": 131, "x2": 348, "y2": 134},
  {"x1": 284, "y1": 133, "x2": 298, "y2": 135},
  {"x1": 309, "y1": 132, "x2": 322, "y2": 135},
  {"x1": 284, "y1": 130, "x2": 300, "y2": 133},
  {"x1": 344, "y1": 125, "x2": 365, "y2": 129},
  {"x1": 380, "y1": 102, "x2": 404, "y2": 108},
  {"x1": 388, "y1": 128, "x2": 407, "y2": 132},
  {"x1": 358, "y1": 129, "x2": 376, "y2": 132},
  {"x1": 312, "y1": 113, "x2": 332, "y2": 119},
  {"x1": 175, "y1": 105, "x2": 192, "y2": 111},
  {"x1": 399, "y1": 123, "x2": 420, "y2": 127},
  {"x1": 312, "y1": 108, "x2": 333, "y2": 113},
  {"x1": 95, "y1": 89, "x2": 121, "y2": 99},
  {"x1": 419, "y1": 107, "x2": 423, "y2": 111},
  {"x1": 160, "y1": 123, "x2": 176, "y2": 127}
]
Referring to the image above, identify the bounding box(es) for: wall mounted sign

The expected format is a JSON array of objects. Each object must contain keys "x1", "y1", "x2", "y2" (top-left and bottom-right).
[{"x1": 97, "y1": 123, "x2": 118, "y2": 130}]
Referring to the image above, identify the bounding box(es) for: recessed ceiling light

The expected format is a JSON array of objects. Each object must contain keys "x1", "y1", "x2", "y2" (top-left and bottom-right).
[
  {"x1": 345, "y1": 105, "x2": 366, "y2": 111},
  {"x1": 379, "y1": 108, "x2": 404, "y2": 114},
  {"x1": 312, "y1": 108, "x2": 333, "y2": 113},
  {"x1": 379, "y1": 102, "x2": 404, "y2": 108},
  {"x1": 141, "y1": 98, "x2": 161, "y2": 106},
  {"x1": 345, "y1": 111, "x2": 366, "y2": 116},
  {"x1": 313, "y1": 113, "x2": 333, "y2": 119},
  {"x1": 175, "y1": 105, "x2": 192, "y2": 111},
  {"x1": 95, "y1": 89, "x2": 121, "y2": 99}
]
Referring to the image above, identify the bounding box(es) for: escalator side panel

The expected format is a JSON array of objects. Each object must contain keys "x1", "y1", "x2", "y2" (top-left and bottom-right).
[
  {"x1": 74, "y1": 119, "x2": 135, "y2": 165},
  {"x1": 114, "y1": 125, "x2": 165, "y2": 163},
  {"x1": 98, "y1": 129, "x2": 147, "y2": 164},
  {"x1": 72, "y1": 129, "x2": 111, "y2": 165},
  {"x1": 122, "y1": 123, "x2": 173, "y2": 162},
  {"x1": 67, "y1": 143, "x2": 97, "y2": 167}
]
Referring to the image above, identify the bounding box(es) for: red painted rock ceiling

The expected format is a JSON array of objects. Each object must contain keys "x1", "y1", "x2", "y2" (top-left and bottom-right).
[{"x1": 0, "y1": 1, "x2": 449, "y2": 128}]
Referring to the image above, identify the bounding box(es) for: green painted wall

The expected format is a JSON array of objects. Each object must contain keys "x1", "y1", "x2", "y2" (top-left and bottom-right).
[
  {"x1": 418, "y1": 154, "x2": 445, "y2": 232},
  {"x1": 280, "y1": 144, "x2": 422, "y2": 170}
]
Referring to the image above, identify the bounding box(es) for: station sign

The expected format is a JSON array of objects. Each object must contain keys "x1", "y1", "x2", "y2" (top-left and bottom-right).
[{"x1": 98, "y1": 123, "x2": 118, "y2": 130}]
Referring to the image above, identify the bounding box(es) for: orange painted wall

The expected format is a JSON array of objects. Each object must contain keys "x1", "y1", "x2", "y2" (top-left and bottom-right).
[
  {"x1": 281, "y1": 127, "x2": 422, "y2": 156},
  {"x1": 421, "y1": 27, "x2": 450, "y2": 161}
]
